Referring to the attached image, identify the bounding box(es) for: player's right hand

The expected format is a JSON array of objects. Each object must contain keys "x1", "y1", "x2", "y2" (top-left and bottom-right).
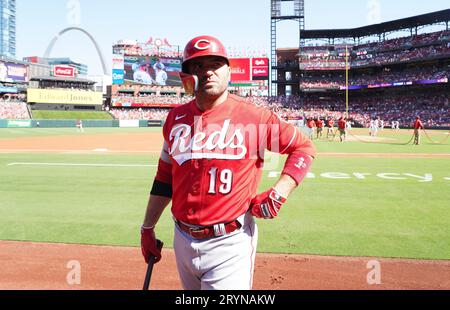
[{"x1": 140, "y1": 226, "x2": 162, "y2": 264}]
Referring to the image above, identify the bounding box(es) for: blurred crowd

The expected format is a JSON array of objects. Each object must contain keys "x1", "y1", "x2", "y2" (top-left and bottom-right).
[
  {"x1": 107, "y1": 92, "x2": 450, "y2": 128},
  {"x1": 1, "y1": 93, "x2": 448, "y2": 128},
  {"x1": 300, "y1": 66, "x2": 450, "y2": 89},
  {"x1": 300, "y1": 30, "x2": 450, "y2": 70},
  {"x1": 0, "y1": 99, "x2": 30, "y2": 119},
  {"x1": 108, "y1": 107, "x2": 170, "y2": 120}
]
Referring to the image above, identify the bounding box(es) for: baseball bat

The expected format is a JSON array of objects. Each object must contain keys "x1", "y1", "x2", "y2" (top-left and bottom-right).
[{"x1": 143, "y1": 239, "x2": 163, "y2": 290}]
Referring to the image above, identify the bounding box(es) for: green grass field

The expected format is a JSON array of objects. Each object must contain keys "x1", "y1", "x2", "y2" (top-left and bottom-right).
[
  {"x1": 0, "y1": 127, "x2": 449, "y2": 259},
  {"x1": 31, "y1": 110, "x2": 113, "y2": 120}
]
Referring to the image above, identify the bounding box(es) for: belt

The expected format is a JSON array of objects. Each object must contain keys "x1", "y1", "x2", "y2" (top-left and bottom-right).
[{"x1": 176, "y1": 220, "x2": 242, "y2": 239}]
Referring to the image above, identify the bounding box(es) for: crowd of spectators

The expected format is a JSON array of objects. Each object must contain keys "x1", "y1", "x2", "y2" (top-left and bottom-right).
[
  {"x1": 300, "y1": 30, "x2": 450, "y2": 70},
  {"x1": 256, "y1": 93, "x2": 450, "y2": 128},
  {"x1": 353, "y1": 44, "x2": 450, "y2": 67},
  {"x1": 108, "y1": 107, "x2": 170, "y2": 120},
  {"x1": 2, "y1": 90, "x2": 447, "y2": 129},
  {"x1": 357, "y1": 30, "x2": 450, "y2": 52},
  {"x1": 0, "y1": 99, "x2": 30, "y2": 119},
  {"x1": 300, "y1": 66, "x2": 450, "y2": 89}
]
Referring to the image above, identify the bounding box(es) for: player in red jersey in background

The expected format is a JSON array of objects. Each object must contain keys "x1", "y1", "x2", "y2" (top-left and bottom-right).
[
  {"x1": 338, "y1": 116, "x2": 347, "y2": 142},
  {"x1": 326, "y1": 116, "x2": 334, "y2": 138},
  {"x1": 315, "y1": 117, "x2": 324, "y2": 139},
  {"x1": 306, "y1": 116, "x2": 315, "y2": 140}
]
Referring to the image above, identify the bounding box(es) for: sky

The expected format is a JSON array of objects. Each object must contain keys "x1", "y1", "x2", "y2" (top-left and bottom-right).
[{"x1": 16, "y1": 0, "x2": 450, "y2": 75}]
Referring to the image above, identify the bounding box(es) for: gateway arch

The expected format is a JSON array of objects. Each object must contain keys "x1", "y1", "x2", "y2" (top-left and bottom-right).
[{"x1": 44, "y1": 27, "x2": 108, "y2": 75}]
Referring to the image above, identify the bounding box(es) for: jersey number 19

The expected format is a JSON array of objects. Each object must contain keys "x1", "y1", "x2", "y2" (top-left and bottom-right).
[{"x1": 208, "y1": 168, "x2": 233, "y2": 194}]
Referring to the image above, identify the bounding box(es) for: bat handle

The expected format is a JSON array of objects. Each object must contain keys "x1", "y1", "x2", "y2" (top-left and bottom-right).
[{"x1": 142, "y1": 240, "x2": 163, "y2": 290}]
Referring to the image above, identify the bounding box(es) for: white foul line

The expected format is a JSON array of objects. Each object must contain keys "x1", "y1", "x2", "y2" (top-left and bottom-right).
[{"x1": 7, "y1": 162, "x2": 157, "y2": 167}]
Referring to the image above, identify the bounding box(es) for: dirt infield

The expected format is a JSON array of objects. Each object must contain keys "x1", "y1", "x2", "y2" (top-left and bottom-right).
[
  {"x1": 0, "y1": 241, "x2": 448, "y2": 290},
  {"x1": 0, "y1": 132, "x2": 448, "y2": 158}
]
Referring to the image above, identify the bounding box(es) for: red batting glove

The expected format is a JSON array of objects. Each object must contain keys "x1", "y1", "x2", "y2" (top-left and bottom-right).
[
  {"x1": 140, "y1": 226, "x2": 162, "y2": 263},
  {"x1": 250, "y1": 188, "x2": 287, "y2": 219}
]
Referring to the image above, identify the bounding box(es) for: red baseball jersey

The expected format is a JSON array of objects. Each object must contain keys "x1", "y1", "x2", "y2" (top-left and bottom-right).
[
  {"x1": 413, "y1": 119, "x2": 424, "y2": 129},
  {"x1": 155, "y1": 94, "x2": 316, "y2": 226},
  {"x1": 315, "y1": 119, "x2": 324, "y2": 128},
  {"x1": 338, "y1": 119, "x2": 346, "y2": 129},
  {"x1": 306, "y1": 119, "x2": 315, "y2": 128},
  {"x1": 327, "y1": 119, "x2": 334, "y2": 127}
]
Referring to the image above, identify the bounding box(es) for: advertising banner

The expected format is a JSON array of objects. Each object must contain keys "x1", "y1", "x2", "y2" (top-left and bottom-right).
[
  {"x1": 27, "y1": 89, "x2": 103, "y2": 105},
  {"x1": 112, "y1": 54, "x2": 125, "y2": 70},
  {"x1": 119, "y1": 120, "x2": 140, "y2": 128},
  {"x1": 0, "y1": 86, "x2": 18, "y2": 93},
  {"x1": 53, "y1": 65, "x2": 75, "y2": 78},
  {"x1": 124, "y1": 55, "x2": 182, "y2": 86},
  {"x1": 112, "y1": 69, "x2": 124, "y2": 85},
  {"x1": 0, "y1": 62, "x2": 28, "y2": 82},
  {"x1": 229, "y1": 58, "x2": 251, "y2": 82},
  {"x1": 7, "y1": 120, "x2": 31, "y2": 128},
  {"x1": 111, "y1": 100, "x2": 180, "y2": 108},
  {"x1": 251, "y1": 58, "x2": 269, "y2": 80},
  {"x1": 338, "y1": 78, "x2": 448, "y2": 91}
]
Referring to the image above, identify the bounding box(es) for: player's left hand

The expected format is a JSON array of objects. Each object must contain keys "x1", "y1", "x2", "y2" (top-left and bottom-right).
[{"x1": 250, "y1": 188, "x2": 287, "y2": 219}]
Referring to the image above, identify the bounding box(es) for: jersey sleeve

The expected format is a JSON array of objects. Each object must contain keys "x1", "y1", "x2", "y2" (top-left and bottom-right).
[
  {"x1": 154, "y1": 114, "x2": 173, "y2": 185},
  {"x1": 262, "y1": 110, "x2": 316, "y2": 158}
]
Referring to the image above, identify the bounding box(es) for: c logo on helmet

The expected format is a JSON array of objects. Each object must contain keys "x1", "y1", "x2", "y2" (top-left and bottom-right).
[{"x1": 194, "y1": 39, "x2": 211, "y2": 50}]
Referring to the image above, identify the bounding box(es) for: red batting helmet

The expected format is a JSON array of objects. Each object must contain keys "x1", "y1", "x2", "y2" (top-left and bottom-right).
[{"x1": 182, "y1": 35, "x2": 229, "y2": 73}]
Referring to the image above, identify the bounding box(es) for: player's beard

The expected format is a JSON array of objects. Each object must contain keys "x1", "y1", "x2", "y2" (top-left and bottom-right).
[{"x1": 197, "y1": 80, "x2": 227, "y2": 98}]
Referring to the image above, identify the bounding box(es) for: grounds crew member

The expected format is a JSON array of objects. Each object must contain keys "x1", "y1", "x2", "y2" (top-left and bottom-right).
[
  {"x1": 413, "y1": 116, "x2": 424, "y2": 145},
  {"x1": 338, "y1": 116, "x2": 347, "y2": 142}
]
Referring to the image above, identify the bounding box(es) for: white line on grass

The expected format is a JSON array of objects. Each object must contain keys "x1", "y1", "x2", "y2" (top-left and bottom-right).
[{"x1": 7, "y1": 162, "x2": 157, "y2": 167}]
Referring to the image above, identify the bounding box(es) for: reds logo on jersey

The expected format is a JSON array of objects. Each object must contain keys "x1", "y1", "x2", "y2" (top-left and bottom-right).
[{"x1": 168, "y1": 119, "x2": 247, "y2": 165}]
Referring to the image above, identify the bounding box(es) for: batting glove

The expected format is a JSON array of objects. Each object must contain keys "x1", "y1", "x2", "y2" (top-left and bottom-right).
[
  {"x1": 141, "y1": 226, "x2": 162, "y2": 264},
  {"x1": 250, "y1": 188, "x2": 287, "y2": 219}
]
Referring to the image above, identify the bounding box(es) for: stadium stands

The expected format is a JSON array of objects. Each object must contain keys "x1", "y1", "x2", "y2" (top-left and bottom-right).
[{"x1": 0, "y1": 99, "x2": 30, "y2": 119}]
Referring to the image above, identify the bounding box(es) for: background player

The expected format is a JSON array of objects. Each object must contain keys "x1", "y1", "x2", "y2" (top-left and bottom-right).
[
  {"x1": 140, "y1": 35, "x2": 316, "y2": 290},
  {"x1": 326, "y1": 116, "x2": 334, "y2": 138},
  {"x1": 76, "y1": 119, "x2": 84, "y2": 133},
  {"x1": 153, "y1": 60, "x2": 168, "y2": 86},
  {"x1": 315, "y1": 117, "x2": 324, "y2": 139},
  {"x1": 306, "y1": 116, "x2": 315, "y2": 140}
]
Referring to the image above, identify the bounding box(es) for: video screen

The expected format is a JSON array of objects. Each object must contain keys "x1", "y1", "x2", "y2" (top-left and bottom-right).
[{"x1": 124, "y1": 55, "x2": 182, "y2": 86}]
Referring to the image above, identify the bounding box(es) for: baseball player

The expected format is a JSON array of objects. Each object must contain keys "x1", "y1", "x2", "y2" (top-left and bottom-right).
[
  {"x1": 315, "y1": 118, "x2": 324, "y2": 139},
  {"x1": 153, "y1": 60, "x2": 168, "y2": 86},
  {"x1": 326, "y1": 116, "x2": 334, "y2": 138},
  {"x1": 306, "y1": 116, "x2": 315, "y2": 140},
  {"x1": 76, "y1": 119, "x2": 84, "y2": 133},
  {"x1": 133, "y1": 63, "x2": 154, "y2": 84},
  {"x1": 140, "y1": 35, "x2": 316, "y2": 290}
]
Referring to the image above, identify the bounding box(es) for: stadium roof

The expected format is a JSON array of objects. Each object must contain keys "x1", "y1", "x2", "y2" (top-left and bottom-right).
[
  {"x1": 30, "y1": 75, "x2": 96, "y2": 84},
  {"x1": 301, "y1": 9, "x2": 450, "y2": 39}
]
